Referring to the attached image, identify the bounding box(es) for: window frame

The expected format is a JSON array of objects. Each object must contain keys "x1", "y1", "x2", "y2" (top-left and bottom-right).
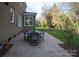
[
  {"x1": 24, "y1": 16, "x2": 33, "y2": 26},
  {"x1": 10, "y1": 7, "x2": 15, "y2": 23}
]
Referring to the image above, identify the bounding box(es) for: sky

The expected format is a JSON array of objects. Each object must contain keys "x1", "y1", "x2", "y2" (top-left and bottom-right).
[{"x1": 26, "y1": 0, "x2": 70, "y2": 19}]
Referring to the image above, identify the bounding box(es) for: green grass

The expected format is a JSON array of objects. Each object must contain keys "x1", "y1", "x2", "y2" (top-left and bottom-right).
[
  {"x1": 72, "y1": 34, "x2": 79, "y2": 45},
  {"x1": 47, "y1": 30, "x2": 66, "y2": 42},
  {"x1": 36, "y1": 28, "x2": 79, "y2": 45}
]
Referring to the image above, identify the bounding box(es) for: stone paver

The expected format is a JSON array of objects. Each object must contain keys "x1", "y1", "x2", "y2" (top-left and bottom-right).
[{"x1": 4, "y1": 32, "x2": 72, "y2": 57}]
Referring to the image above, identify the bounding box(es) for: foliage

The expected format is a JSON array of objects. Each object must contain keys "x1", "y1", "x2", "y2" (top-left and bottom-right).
[
  {"x1": 66, "y1": 12, "x2": 78, "y2": 32},
  {"x1": 36, "y1": 28, "x2": 79, "y2": 45},
  {"x1": 69, "y1": 2, "x2": 79, "y2": 15},
  {"x1": 46, "y1": 29, "x2": 79, "y2": 45},
  {"x1": 58, "y1": 14, "x2": 68, "y2": 30},
  {"x1": 35, "y1": 19, "x2": 48, "y2": 28},
  {"x1": 36, "y1": 2, "x2": 79, "y2": 45},
  {"x1": 35, "y1": 20, "x2": 41, "y2": 27},
  {"x1": 61, "y1": 2, "x2": 79, "y2": 27},
  {"x1": 61, "y1": 2, "x2": 79, "y2": 15},
  {"x1": 61, "y1": 29, "x2": 74, "y2": 44},
  {"x1": 45, "y1": 13, "x2": 52, "y2": 28},
  {"x1": 57, "y1": 12, "x2": 78, "y2": 45},
  {"x1": 42, "y1": 20, "x2": 48, "y2": 27},
  {"x1": 61, "y1": 14, "x2": 76, "y2": 44}
]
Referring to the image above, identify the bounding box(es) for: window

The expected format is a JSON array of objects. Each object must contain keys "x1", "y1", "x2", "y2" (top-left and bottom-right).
[
  {"x1": 10, "y1": 7, "x2": 15, "y2": 23},
  {"x1": 24, "y1": 16, "x2": 33, "y2": 26}
]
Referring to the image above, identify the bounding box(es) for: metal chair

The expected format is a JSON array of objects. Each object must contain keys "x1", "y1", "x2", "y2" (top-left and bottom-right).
[{"x1": 40, "y1": 31, "x2": 45, "y2": 41}]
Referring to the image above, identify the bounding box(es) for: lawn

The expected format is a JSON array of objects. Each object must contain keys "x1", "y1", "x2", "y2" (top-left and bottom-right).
[{"x1": 36, "y1": 28, "x2": 79, "y2": 45}]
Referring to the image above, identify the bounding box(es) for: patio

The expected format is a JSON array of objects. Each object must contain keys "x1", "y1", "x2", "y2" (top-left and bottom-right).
[{"x1": 4, "y1": 32, "x2": 72, "y2": 57}]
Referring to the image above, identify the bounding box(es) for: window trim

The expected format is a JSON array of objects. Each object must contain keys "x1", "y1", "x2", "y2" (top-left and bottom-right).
[
  {"x1": 18, "y1": 15, "x2": 22, "y2": 27},
  {"x1": 10, "y1": 7, "x2": 15, "y2": 23},
  {"x1": 24, "y1": 16, "x2": 33, "y2": 26},
  {"x1": 21, "y1": 2, "x2": 23, "y2": 7}
]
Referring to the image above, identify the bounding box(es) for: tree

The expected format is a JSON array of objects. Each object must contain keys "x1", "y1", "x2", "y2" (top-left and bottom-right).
[
  {"x1": 69, "y1": 2, "x2": 79, "y2": 15},
  {"x1": 59, "y1": 14, "x2": 69, "y2": 30},
  {"x1": 46, "y1": 13, "x2": 52, "y2": 28},
  {"x1": 66, "y1": 12, "x2": 79, "y2": 32},
  {"x1": 60, "y1": 2, "x2": 79, "y2": 31},
  {"x1": 41, "y1": 2, "x2": 50, "y2": 16},
  {"x1": 62, "y1": 2, "x2": 79, "y2": 15}
]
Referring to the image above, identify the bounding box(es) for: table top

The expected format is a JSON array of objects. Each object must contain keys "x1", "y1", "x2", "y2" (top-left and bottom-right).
[{"x1": 28, "y1": 31, "x2": 41, "y2": 36}]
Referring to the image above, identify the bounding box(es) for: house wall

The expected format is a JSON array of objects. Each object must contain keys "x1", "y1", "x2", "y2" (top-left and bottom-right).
[{"x1": 0, "y1": 2, "x2": 26, "y2": 42}]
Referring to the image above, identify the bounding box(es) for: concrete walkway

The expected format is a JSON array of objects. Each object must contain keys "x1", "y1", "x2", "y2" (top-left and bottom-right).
[{"x1": 4, "y1": 32, "x2": 72, "y2": 57}]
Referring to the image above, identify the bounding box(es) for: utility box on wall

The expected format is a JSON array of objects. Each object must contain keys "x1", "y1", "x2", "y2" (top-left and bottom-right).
[{"x1": 22, "y1": 12, "x2": 37, "y2": 32}]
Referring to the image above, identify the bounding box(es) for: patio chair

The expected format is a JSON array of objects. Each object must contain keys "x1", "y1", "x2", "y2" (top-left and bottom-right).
[
  {"x1": 24, "y1": 32, "x2": 28, "y2": 41},
  {"x1": 40, "y1": 31, "x2": 45, "y2": 41},
  {"x1": 24, "y1": 30, "x2": 33, "y2": 41},
  {"x1": 30, "y1": 35, "x2": 40, "y2": 46}
]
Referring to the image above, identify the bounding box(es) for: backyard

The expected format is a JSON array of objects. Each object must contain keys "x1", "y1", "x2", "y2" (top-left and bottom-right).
[
  {"x1": 36, "y1": 28, "x2": 79, "y2": 45},
  {"x1": 34, "y1": 2, "x2": 79, "y2": 49},
  {"x1": 1, "y1": 2, "x2": 79, "y2": 57},
  {"x1": 36, "y1": 27, "x2": 79, "y2": 56}
]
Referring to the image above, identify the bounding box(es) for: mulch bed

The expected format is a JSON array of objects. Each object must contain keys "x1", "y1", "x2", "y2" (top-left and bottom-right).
[
  {"x1": 59, "y1": 44, "x2": 79, "y2": 57},
  {"x1": 0, "y1": 44, "x2": 13, "y2": 57}
]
